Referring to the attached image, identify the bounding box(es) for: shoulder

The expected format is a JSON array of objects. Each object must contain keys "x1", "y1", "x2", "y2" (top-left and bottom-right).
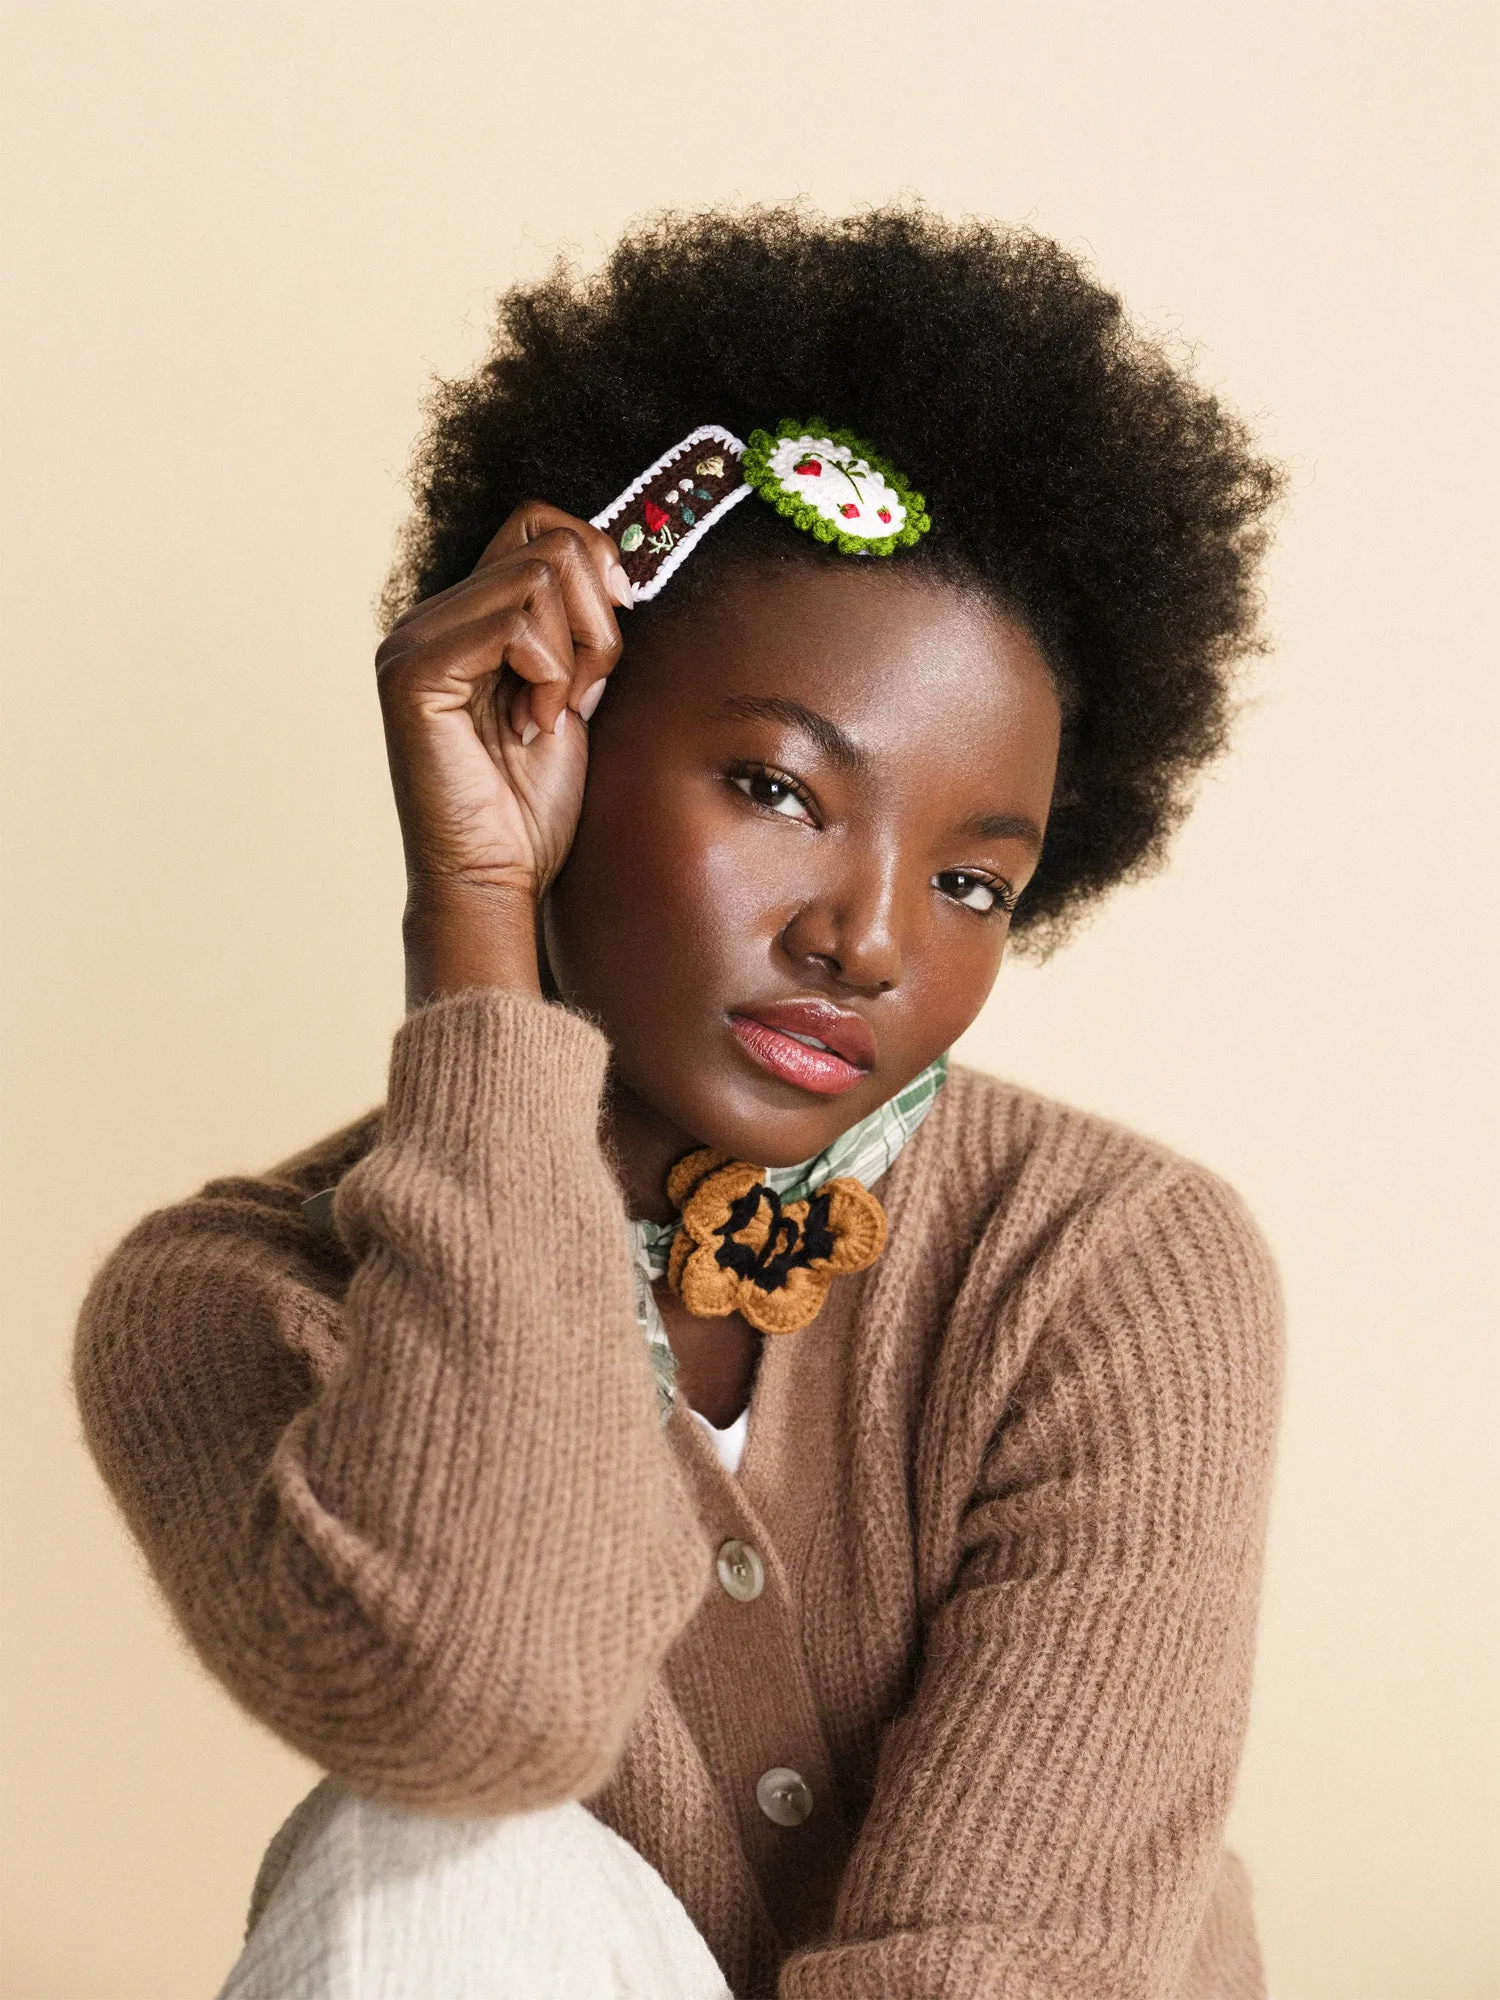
[
  {"x1": 205, "y1": 1108, "x2": 386, "y2": 1213},
  {"x1": 76, "y1": 1110, "x2": 384, "y2": 1395},
  {"x1": 896, "y1": 1065, "x2": 1283, "y2": 1388},
  {"x1": 97, "y1": 1110, "x2": 384, "y2": 1266},
  {"x1": 898, "y1": 1072, "x2": 1284, "y2": 1545},
  {"x1": 920, "y1": 1063, "x2": 1275, "y2": 1258}
]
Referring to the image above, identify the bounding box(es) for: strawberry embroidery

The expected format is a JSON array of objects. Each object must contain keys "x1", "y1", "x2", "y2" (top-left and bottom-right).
[
  {"x1": 743, "y1": 423, "x2": 932, "y2": 557},
  {"x1": 644, "y1": 500, "x2": 669, "y2": 533}
]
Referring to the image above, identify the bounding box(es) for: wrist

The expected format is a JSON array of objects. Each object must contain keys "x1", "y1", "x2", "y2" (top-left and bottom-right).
[{"x1": 403, "y1": 879, "x2": 543, "y2": 1011}]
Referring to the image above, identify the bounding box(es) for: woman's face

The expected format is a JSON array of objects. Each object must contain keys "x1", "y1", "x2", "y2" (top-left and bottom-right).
[{"x1": 543, "y1": 562, "x2": 1061, "y2": 1170}]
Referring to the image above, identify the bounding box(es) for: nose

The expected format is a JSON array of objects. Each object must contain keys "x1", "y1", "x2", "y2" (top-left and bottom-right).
[{"x1": 779, "y1": 849, "x2": 904, "y2": 996}]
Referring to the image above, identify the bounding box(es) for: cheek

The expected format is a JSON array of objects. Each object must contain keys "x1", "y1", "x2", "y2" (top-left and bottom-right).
[
  {"x1": 554, "y1": 774, "x2": 787, "y2": 1004},
  {"x1": 905, "y1": 917, "x2": 1008, "y2": 1049},
  {"x1": 634, "y1": 826, "x2": 782, "y2": 987}
]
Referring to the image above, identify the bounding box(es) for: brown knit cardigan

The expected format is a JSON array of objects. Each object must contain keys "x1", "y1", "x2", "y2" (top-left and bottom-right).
[{"x1": 74, "y1": 989, "x2": 1283, "y2": 1999}]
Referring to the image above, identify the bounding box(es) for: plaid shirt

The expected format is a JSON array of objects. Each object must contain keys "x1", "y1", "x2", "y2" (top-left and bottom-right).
[{"x1": 629, "y1": 1056, "x2": 948, "y2": 1410}]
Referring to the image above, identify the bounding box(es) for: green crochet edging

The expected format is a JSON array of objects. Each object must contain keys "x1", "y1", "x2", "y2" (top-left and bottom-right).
[{"x1": 742, "y1": 418, "x2": 932, "y2": 557}]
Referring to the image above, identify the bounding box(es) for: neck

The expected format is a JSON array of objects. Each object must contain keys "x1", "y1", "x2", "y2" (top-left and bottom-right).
[{"x1": 601, "y1": 1072, "x2": 704, "y2": 1224}]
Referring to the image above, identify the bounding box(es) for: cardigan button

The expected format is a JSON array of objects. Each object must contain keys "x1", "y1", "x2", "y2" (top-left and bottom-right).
[
  {"x1": 715, "y1": 1539, "x2": 765, "y2": 1602},
  {"x1": 756, "y1": 1767, "x2": 813, "y2": 1827}
]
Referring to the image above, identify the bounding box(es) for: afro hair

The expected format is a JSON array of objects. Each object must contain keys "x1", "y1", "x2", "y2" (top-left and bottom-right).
[{"x1": 383, "y1": 205, "x2": 1284, "y2": 951}]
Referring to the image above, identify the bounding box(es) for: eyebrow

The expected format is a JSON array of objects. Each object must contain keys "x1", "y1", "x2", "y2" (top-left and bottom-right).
[
  {"x1": 961, "y1": 810, "x2": 1046, "y2": 854},
  {"x1": 718, "y1": 695, "x2": 867, "y2": 772},
  {"x1": 719, "y1": 693, "x2": 1045, "y2": 852}
]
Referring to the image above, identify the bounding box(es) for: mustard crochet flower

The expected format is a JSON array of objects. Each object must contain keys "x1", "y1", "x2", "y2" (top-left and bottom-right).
[{"x1": 665, "y1": 1149, "x2": 887, "y2": 1335}]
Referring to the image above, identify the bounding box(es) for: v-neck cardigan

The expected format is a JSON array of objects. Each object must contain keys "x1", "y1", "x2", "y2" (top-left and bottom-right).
[{"x1": 73, "y1": 988, "x2": 1283, "y2": 2000}]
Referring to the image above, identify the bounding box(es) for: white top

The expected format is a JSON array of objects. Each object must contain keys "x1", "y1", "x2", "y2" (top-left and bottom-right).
[{"x1": 691, "y1": 1404, "x2": 749, "y2": 1477}]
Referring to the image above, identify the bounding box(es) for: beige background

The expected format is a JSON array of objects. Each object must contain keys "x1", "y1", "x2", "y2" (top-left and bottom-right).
[{"x1": 3, "y1": 3, "x2": 1495, "y2": 1996}]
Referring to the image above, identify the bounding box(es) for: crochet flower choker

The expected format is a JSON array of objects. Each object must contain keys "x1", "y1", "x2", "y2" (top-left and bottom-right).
[
  {"x1": 591, "y1": 419, "x2": 932, "y2": 601},
  {"x1": 665, "y1": 1149, "x2": 887, "y2": 1337},
  {"x1": 631, "y1": 1057, "x2": 947, "y2": 1410}
]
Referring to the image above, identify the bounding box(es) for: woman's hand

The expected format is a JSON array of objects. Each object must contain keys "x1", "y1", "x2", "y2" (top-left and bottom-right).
[{"x1": 375, "y1": 503, "x2": 632, "y2": 1008}]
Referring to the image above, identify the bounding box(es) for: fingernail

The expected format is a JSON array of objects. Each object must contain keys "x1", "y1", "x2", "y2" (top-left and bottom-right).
[
  {"x1": 553, "y1": 707, "x2": 568, "y2": 738},
  {"x1": 608, "y1": 564, "x2": 634, "y2": 609},
  {"x1": 520, "y1": 720, "x2": 540, "y2": 747},
  {"x1": 578, "y1": 677, "x2": 607, "y2": 722}
]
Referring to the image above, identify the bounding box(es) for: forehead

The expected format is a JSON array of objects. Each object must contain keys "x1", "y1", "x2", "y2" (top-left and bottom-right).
[{"x1": 631, "y1": 562, "x2": 1059, "y2": 741}]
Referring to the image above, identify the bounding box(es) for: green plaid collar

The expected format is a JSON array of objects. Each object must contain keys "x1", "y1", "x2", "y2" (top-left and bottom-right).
[{"x1": 630, "y1": 1055, "x2": 948, "y2": 1411}]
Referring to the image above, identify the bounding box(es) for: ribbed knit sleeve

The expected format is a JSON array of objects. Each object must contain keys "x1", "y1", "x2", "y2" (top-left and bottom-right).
[
  {"x1": 73, "y1": 989, "x2": 712, "y2": 1815},
  {"x1": 780, "y1": 1160, "x2": 1283, "y2": 2000}
]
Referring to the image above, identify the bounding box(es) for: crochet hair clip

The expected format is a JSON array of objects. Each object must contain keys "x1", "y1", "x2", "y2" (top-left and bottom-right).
[{"x1": 590, "y1": 418, "x2": 932, "y2": 600}]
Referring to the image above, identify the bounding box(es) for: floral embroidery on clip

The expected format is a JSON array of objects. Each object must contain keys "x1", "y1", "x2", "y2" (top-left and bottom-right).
[{"x1": 742, "y1": 419, "x2": 931, "y2": 557}]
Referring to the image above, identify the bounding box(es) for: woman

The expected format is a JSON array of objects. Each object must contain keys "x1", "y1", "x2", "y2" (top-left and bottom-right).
[{"x1": 75, "y1": 207, "x2": 1285, "y2": 1998}]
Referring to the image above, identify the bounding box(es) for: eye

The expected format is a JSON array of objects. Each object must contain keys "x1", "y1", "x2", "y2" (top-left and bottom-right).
[
  {"x1": 729, "y1": 765, "x2": 818, "y2": 825},
  {"x1": 934, "y1": 869, "x2": 1016, "y2": 916}
]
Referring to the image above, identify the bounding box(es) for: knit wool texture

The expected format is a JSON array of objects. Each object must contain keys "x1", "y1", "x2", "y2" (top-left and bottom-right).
[{"x1": 74, "y1": 988, "x2": 1283, "y2": 2000}]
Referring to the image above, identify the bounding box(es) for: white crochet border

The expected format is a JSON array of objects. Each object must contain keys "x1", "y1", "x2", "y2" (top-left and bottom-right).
[{"x1": 589, "y1": 423, "x2": 752, "y2": 601}]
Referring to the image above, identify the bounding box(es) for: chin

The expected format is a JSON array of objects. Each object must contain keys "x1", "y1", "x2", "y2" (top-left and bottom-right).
[{"x1": 673, "y1": 1068, "x2": 875, "y2": 1168}]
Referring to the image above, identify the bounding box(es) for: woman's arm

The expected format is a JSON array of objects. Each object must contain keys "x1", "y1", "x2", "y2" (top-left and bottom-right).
[
  {"x1": 75, "y1": 985, "x2": 711, "y2": 1815},
  {"x1": 782, "y1": 1160, "x2": 1284, "y2": 1999},
  {"x1": 75, "y1": 500, "x2": 709, "y2": 1812}
]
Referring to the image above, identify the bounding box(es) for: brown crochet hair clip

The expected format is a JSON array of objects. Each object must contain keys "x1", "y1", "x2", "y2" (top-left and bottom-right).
[{"x1": 589, "y1": 425, "x2": 751, "y2": 601}]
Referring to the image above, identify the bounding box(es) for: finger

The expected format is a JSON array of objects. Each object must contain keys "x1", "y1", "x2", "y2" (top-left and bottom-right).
[
  {"x1": 384, "y1": 535, "x2": 623, "y2": 730},
  {"x1": 381, "y1": 502, "x2": 611, "y2": 645},
  {"x1": 380, "y1": 550, "x2": 571, "y2": 661},
  {"x1": 486, "y1": 523, "x2": 628, "y2": 718},
  {"x1": 509, "y1": 680, "x2": 537, "y2": 746},
  {"x1": 501, "y1": 551, "x2": 599, "y2": 734},
  {"x1": 378, "y1": 602, "x2": 573, "y2": 731},
  {"x1": 478, "y1": 501, "x2": 633, "y2": 616},
  {"x1": 494, "y1": 675, "x2": 577, "y2": 760}
]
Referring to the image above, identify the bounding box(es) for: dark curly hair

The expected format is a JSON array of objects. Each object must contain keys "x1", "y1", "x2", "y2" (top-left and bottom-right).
[{"x1": 383, "y1": 206, "x2": 1283, "y2": 951}]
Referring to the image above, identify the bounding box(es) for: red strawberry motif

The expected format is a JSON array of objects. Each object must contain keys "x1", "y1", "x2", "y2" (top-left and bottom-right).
[
  {"x1": 794, "y1": 457, "x2": 822, "y2": 476},
  {"x1": 840, "y1": 503, "x2": 859, "y2": 519},
  {"x1": 644, "y1": 500, "x2": 669, "y2": 533},
  {"x1": 878, "y1": 507, "x2": 891, "y2": 523}
]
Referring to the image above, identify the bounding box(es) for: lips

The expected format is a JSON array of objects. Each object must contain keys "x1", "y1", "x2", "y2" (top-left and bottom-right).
[{"x1": 727, "y1": 999, "x2": 877, "y2": 1097}]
